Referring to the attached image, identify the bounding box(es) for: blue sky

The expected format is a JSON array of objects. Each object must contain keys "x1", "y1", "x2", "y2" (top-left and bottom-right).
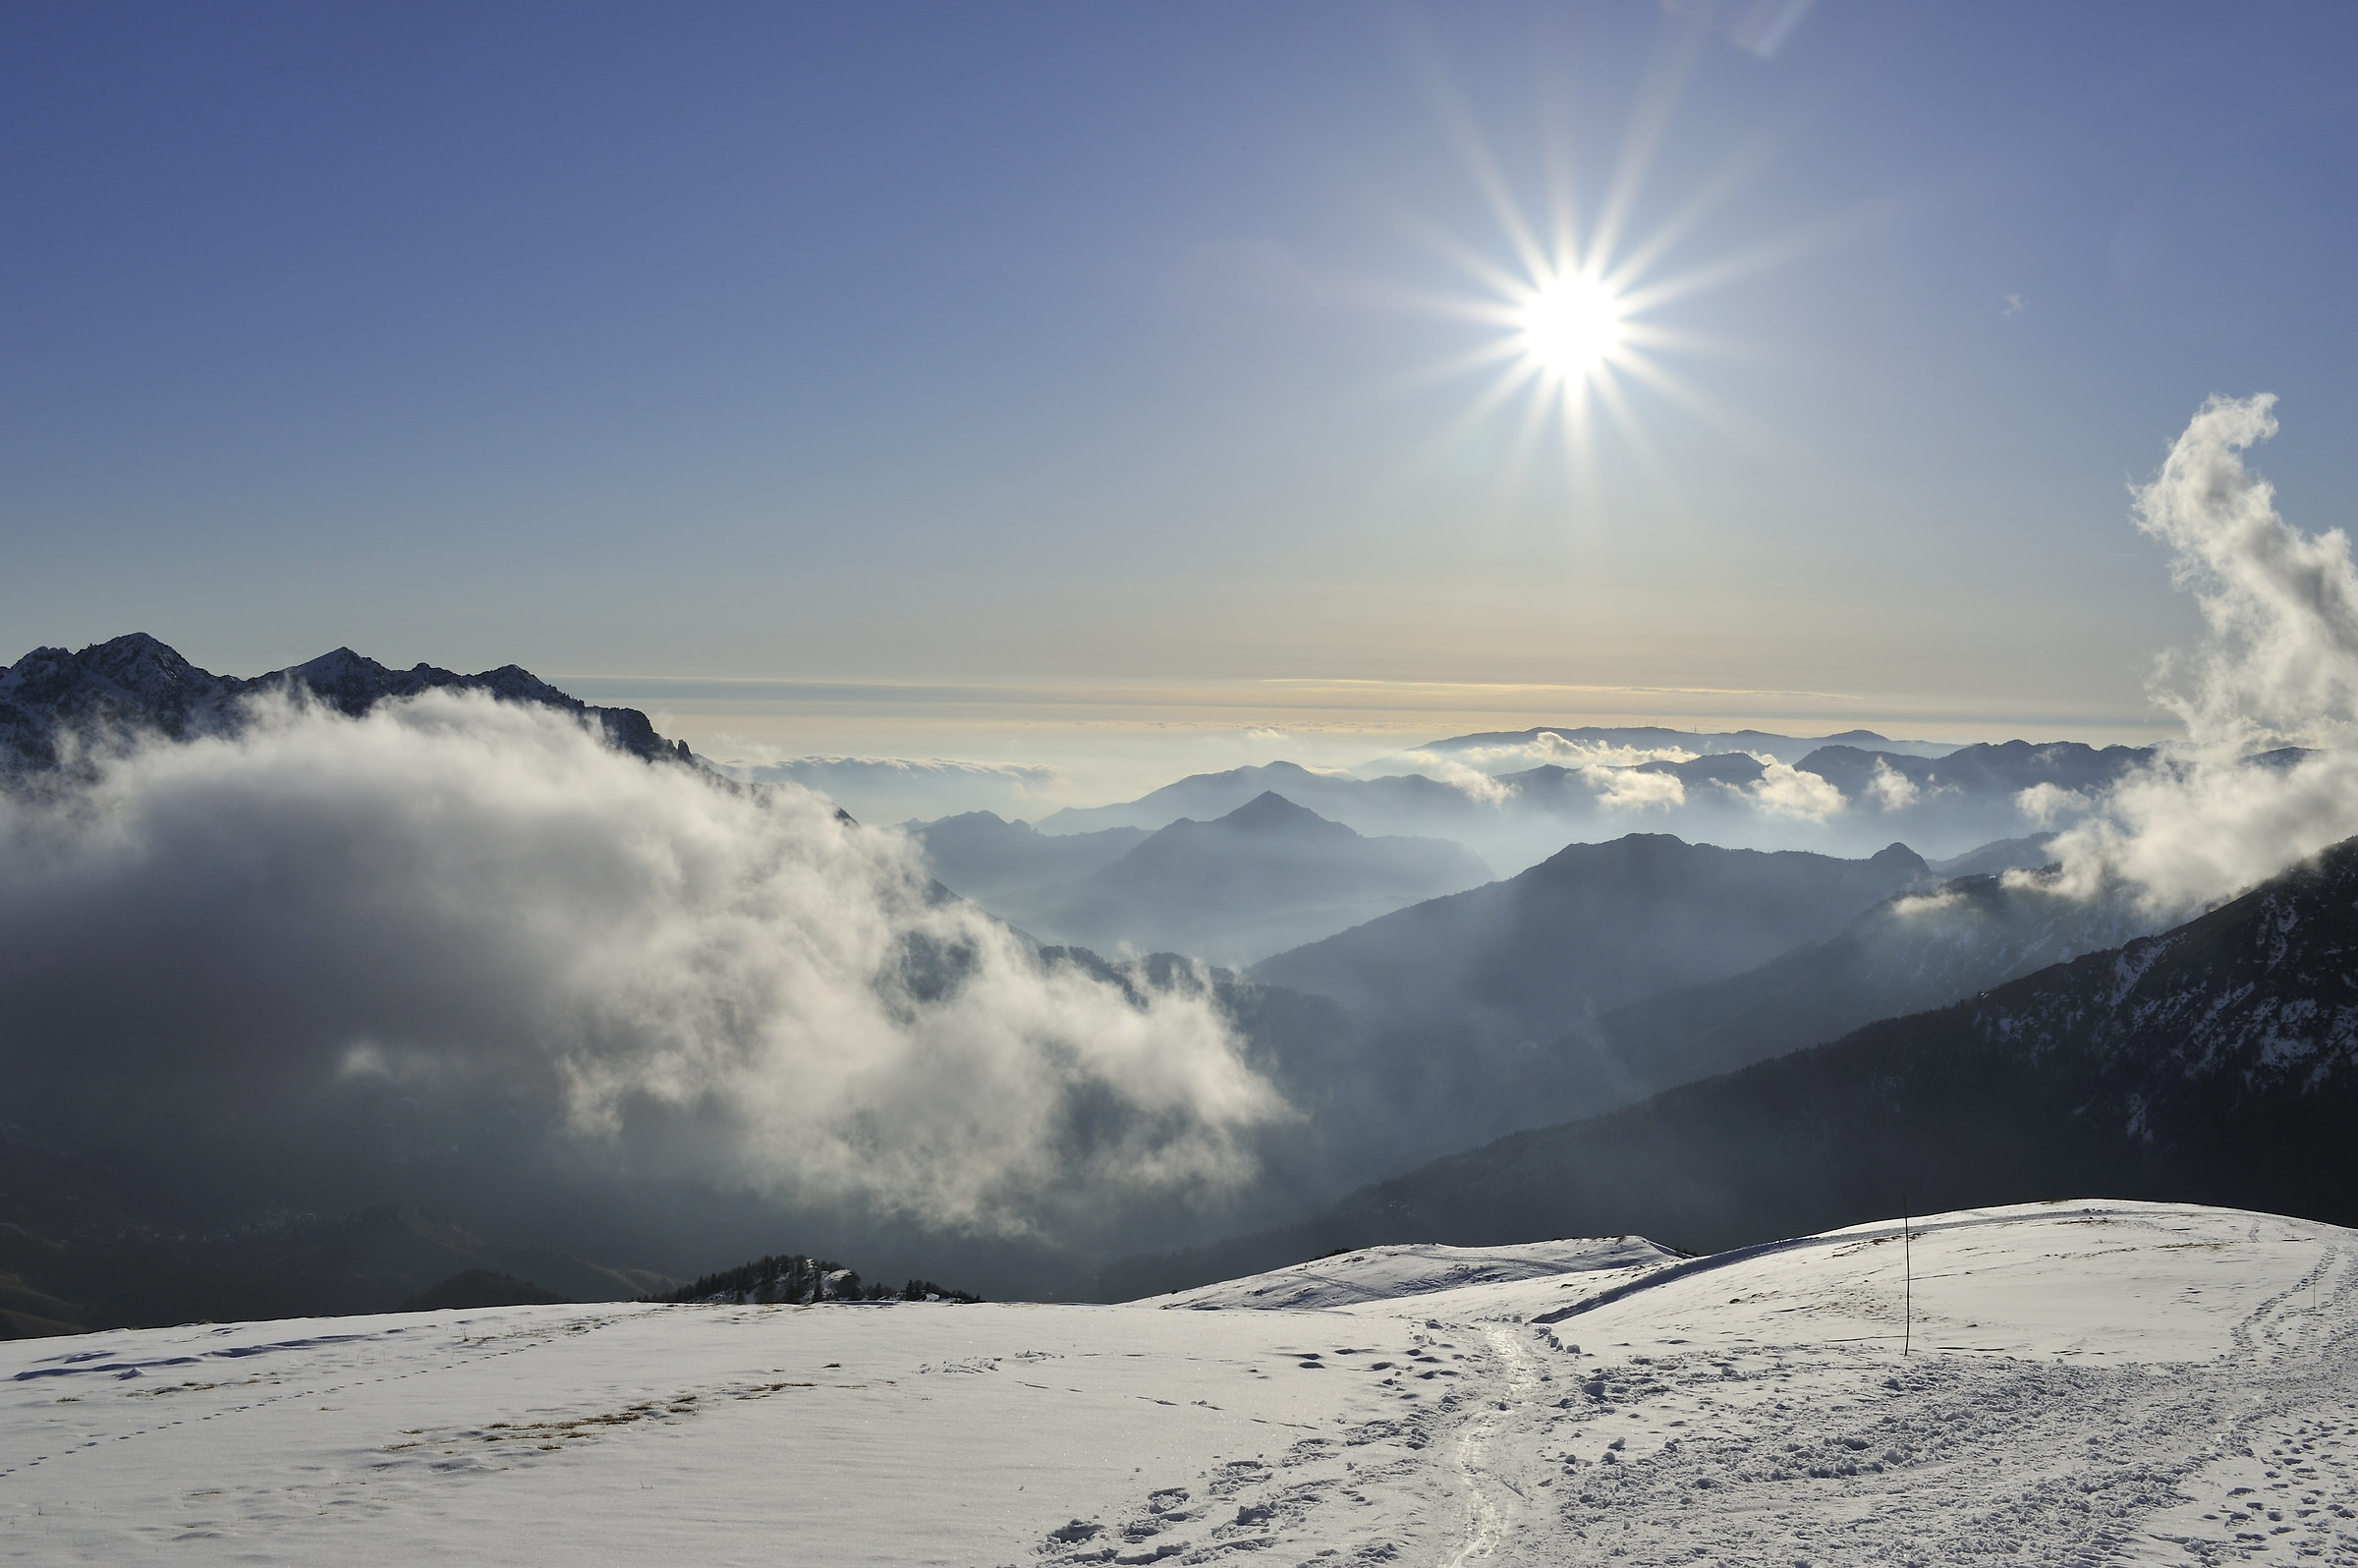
[{"x1": 5, "y1": 2, "x2": 2355, "y2": 769}]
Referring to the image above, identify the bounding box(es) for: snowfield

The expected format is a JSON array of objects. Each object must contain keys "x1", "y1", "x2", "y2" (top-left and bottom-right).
[{"x1": 4, "y1": 1202, "x2": 2353, "y2": 1565}]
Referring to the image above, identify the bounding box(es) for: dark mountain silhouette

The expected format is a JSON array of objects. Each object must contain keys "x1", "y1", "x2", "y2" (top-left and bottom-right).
[
  {"x1": 1249, "y1": 834, "x2": 1931, "y2": 1042},
  {"x1": 0, "y1": 633, "x2": 688, "y2": 773},
  {"x1": 1103, "y1": 835, "x2": 2358, "y2": 1299},
  {"x1": 908, "y1": 812, "x2": 1148, "y2": 903},
  {"x1": 1003, "y1": 793, "x2": 1492, "y2": 965}
]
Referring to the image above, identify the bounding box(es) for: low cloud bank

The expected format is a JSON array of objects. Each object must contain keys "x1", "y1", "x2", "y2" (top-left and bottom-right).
[
  {"x1": 2052, "y1": 395, "x2": 2358, "y2": 915},
  {"x1": 0, "y1": 693, "x2": 1284, "y2": 1237}
]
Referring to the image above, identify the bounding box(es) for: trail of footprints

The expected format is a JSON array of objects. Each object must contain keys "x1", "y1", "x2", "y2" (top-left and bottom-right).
[
  {"x1": 1, "y1": 1312, "x2": 632, "y2": 1484},
  {"x1": 1036, "y1": 1325, "x2": 1492, "y2": 1566},
  {"x1": 1035, "y1": 1255, "x2": 2358, "y2": 1568}
]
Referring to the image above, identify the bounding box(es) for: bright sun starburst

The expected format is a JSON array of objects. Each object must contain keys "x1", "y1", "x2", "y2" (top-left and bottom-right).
[
  {"x1": 1395, "y1": 33, "x2": 1827, "y2": 487},
  {"x1": 1517, "y1": 273, "x2": 1627, "y2": 380}
]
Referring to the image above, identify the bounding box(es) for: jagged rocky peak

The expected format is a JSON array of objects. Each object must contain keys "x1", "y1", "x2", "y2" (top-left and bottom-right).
[{"x1": 0, "y1": 633, "x2": 690, "y2": 771}]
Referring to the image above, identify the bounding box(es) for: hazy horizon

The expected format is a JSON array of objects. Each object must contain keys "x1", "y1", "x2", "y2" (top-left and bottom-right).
[{"x1": 13, "y1": 2, "x2": 2354, "y2": 774}]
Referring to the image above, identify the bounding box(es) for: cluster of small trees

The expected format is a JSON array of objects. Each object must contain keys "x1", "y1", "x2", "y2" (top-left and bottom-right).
[{"x1": 647, "y1": 1253, "x2": 979, "y2": 1306}]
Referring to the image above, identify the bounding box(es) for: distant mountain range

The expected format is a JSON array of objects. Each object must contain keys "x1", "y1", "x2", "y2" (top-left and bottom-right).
[
  {"x1": 971, "y1": 792, "x2": 1492, "y2": 966},
  {"x1": 1101, "y1": 833, "x2": 2358, "y2": 1298},
  {"x1": 1026, "y1": 740, "x2": 2157, "y2": 872},
  {"x1": 0, "y1": 633, "x2": 688, "y2": 772},
  {"x1": 1378, "y1": 722, "x2": 1959, "y2": 767}
]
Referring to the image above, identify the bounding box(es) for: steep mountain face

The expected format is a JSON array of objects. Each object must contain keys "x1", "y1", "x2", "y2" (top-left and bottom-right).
[
  {"x1": 1111, "y1": 836, "x2": 2358, "y2": 1296},
  {"x1": 1003, "y1": 793, "x2": 1492, "y2": 966},
  {"x1": 1249, "y1": 834, "x2": 1932, "y2": 1043},
  {"x1": 908, "y1": 812, "x2": 1148, "y2": 903},
  {"x1": 1565, "y1": 866, "x2": 2160, "y2": 1101},
  {"x1": 0, "y1": 633, "x2": 688, "y2": 773}
]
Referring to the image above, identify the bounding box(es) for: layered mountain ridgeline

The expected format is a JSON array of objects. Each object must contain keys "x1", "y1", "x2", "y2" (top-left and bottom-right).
[
  {"x1": 650, "y1": 1252, "x2": 980, "y2": 1306},
  {"x1": 1378, "y1": 723, "x2": 1941, "y2": 768},
  {"x1": 1102, "y1": 837, "x2": 2358, "y2": 1298},
  {"x1": 910, "y1": 812, "x2": 1149, "y2": 903},
  {"x1": 1024, "y1": 736, "x2": 2156, "y2": 868},
  {"x1": 1553, "y1": 861, "x2": 2158, "y2": 1103},
  {"x1": 994, "y1": 793, "x2": 1491, "y2": 966},
  {"x1": 0, "y1": 633, "x2": 691, "y2": 773},
  {"x1": 0, "y1": 1195, "x2": 670, "y2": 1335},
  {"x1": 1250, "y1": 834, "x2": 1933, "y2": 1040}
]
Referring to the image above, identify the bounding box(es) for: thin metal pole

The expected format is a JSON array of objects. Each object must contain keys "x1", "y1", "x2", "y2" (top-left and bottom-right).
[{"x1": 1902, "y1": 1193, "x2": 1911, "y2": 1358}]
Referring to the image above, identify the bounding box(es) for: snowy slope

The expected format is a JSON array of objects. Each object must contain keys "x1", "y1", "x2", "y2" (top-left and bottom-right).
[
  {"x1": 1155, "y1": 1237, "x2": 1676, "y2": 1312},
  {"x1": 4, "y1": 1202, "x2": 2352, "y2": 1565}
]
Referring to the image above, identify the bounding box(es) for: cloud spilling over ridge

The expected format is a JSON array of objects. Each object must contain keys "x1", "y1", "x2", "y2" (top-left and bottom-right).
[
  {"x1": 2050, "y1": 395, "x2": 2358, "y2": 914},
  {"x1": 0, "y1": 692, "x2": 1285, "y2": 1235},
  {"x1": 1379, "y1": 737, "x2": 1707, "y2": 810}
]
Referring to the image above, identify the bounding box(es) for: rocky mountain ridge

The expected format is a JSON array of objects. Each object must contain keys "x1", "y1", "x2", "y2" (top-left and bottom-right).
[{"x1": 0, "y1": 633, "x2": 689, "y2": 773}]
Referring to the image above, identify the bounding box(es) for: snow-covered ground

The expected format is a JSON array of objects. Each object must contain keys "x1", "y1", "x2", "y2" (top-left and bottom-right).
[{"x1": 5, "y1": 1201, "x2": 2353, "y2": 1565}]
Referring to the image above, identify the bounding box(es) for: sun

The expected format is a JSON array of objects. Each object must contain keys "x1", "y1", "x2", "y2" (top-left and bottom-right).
[
  {"x1": 1393, "y1": 48, "x2": 1818, "y2": 482},
  {"x1": 1518, "y1": 273, "x2": 1626, "y2": 381}
]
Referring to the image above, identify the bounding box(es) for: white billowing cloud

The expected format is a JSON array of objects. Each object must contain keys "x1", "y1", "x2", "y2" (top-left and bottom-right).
[
  {"x1": 0, "y1": 692, "x2": 1285, "y2": 1234},
  {"x1": 2134, "y1": 395, "x2": 2358, "y2": 753},
  {"x1": 1867, "y1": 757, "x2": 1919, "y2": 811},
  {"x1": 2050, "y1": 396, "x2": 2358, "y2": 915},
  {"x1": 1889, "y1": 885, "x2": 1964, "y2": 921},
  {"x1": 2015, "y1": 782, "x2": 2092, "y2": 827},
  {"x1": 1583, "y1": 765, "x2": 1687, "y2": 812},
  {"x1": 1744, "y1": 760, "x2": 1846, "y2": 822}
]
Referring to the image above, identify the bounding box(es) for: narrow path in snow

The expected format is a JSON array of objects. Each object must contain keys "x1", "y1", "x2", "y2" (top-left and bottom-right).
[{"x1": 1443, "y1": 1325, "x2": 1538, "y2": 1567}]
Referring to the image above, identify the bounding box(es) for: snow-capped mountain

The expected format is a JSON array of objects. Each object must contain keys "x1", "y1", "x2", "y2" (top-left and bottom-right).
[{"x1": 0, "y1": 633, "x2": 689, "y2": 772}]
